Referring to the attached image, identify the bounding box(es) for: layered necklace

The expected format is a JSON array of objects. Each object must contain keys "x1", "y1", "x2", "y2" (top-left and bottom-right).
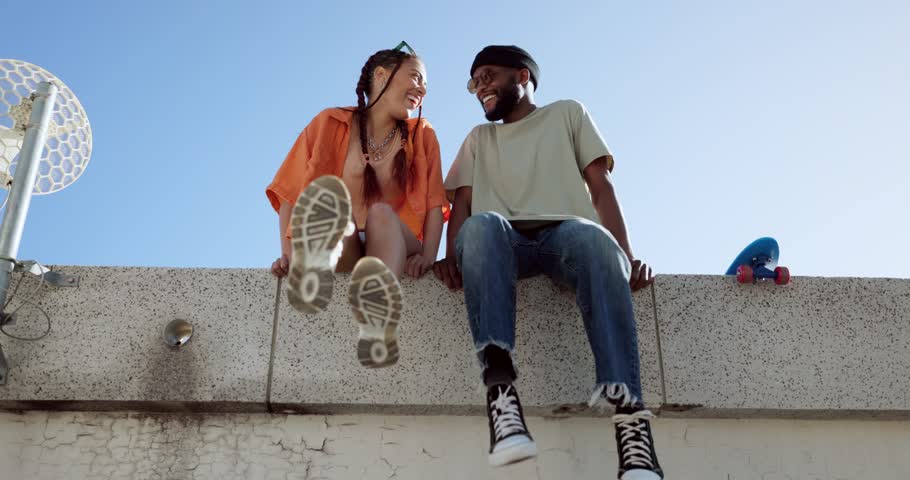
[{"x1": 367, "y1": 126, "x2": 398, "y2": 163}]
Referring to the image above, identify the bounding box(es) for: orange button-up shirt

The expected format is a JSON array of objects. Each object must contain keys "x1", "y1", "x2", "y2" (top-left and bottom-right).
[{"x1": 267, "y1": 108, "x2": 449, "y2": 240}]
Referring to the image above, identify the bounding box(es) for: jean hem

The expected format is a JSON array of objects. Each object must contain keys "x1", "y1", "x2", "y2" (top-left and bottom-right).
[
  {"x1": 588, "y1": 381, "x2": 644, "y2": 410},
  {"x1": 474, "y1": 339, "x2": 517, "y2": 382}
]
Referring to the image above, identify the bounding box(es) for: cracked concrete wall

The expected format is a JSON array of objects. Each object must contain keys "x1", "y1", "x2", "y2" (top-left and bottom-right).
[{"x1": 0, "y1": 411, "x2": 907, "y2": 480}]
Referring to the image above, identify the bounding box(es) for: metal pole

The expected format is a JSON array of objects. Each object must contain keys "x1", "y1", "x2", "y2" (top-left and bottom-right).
[{"x1": 0, "y1": 82, "x2": 58, "y2": 307}]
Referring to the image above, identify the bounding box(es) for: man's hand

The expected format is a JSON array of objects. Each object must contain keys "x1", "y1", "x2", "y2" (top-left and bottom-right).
[
  {"x1": 271, "y1": 254, "x2": 290, "y2": 278},
  {"x1": 405, "y1": 253, "x2": 434, "y2": 278},
  {"x1": 629, "y1": 259, "x2": 654, "y2": 292},
  {"x1": 433, "y1": 256, "x2": 463, "y2": 290}
]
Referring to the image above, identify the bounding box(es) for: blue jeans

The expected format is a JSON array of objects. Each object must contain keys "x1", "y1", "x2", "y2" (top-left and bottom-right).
[{"x1": 455, "y1": 211, "x2": 643, "y2": 403}]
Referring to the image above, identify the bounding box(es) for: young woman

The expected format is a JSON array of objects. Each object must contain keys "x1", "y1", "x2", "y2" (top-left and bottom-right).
[{"x1": 267, "y1": 46, "x2": 447, "y2": 368}]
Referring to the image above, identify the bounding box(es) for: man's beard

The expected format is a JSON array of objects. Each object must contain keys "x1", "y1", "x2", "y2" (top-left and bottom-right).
[{"x1": 484, "y1": 84, "x2": 521, "y2": 122}]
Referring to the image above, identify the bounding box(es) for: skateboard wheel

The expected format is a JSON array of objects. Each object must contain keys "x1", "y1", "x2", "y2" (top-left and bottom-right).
[
  {"x1": 774, "y1": 266, "x2": 790, "y2": 285},
  {"x1": 736, "y1": 265, "x2": 753, "y2": 283}
]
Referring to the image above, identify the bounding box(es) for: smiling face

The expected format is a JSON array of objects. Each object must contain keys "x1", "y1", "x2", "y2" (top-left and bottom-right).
[
  {"x1": 371, "y1": 57, "x2": 427, "y2": 121},
  {"x1": 469, "y1": 65, "x2": 523, "y2": 121}
]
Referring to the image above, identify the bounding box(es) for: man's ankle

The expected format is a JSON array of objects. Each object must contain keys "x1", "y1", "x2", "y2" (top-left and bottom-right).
[{"x1": 481, "y1": 345, "x2": 516, "y2": 386}]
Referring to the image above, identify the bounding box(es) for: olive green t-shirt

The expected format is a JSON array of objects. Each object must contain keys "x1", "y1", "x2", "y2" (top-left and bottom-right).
[{"x1": 444, "y1": 99, "x2": 613, "y2": 228}]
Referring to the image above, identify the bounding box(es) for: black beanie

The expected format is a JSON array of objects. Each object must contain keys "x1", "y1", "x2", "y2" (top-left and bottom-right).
[{"x1": 470, "y1": 45, "x2": 539, "y2": 89}]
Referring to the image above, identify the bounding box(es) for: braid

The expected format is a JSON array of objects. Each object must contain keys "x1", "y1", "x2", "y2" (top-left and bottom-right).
[
  {"x1": 393, "y1": 119, "x2": 409, "y2": 192},
  {"x1": 355, "y1": 75, "x2": 379, "y2": 204},
  {"x1": 349, "y1": 49, "x2": 420, "y2": 206},
  {"x1": 410, "y1": 105, "x2": 422, "y2": 184},
  {"x1": 355, "y1": 56, "x2": 381, "y2": 205}
]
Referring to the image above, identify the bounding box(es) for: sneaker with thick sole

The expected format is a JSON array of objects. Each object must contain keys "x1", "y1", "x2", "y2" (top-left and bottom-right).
[
  {"x1": 287, "y1": 175, "x2": 354, "y2": 314},
  {"x1": 486, "y1": 384, "x2": 538, "y2": 467},
  {"x1": 613, "y1": 409, "x2": 664, "y2": 480},
  {"x1": 349, "y1": 256, "x2": 402, "y2": 368}
]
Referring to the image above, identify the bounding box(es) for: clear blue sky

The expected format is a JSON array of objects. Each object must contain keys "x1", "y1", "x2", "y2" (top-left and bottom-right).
[{"x1": 2, "y1": 1, "x2": 908, "y2": 277}]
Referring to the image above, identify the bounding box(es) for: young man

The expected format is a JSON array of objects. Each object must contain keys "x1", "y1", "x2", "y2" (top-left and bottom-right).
[{"x1": 434, "y1": 45, "x2": 664, "y2": 479}]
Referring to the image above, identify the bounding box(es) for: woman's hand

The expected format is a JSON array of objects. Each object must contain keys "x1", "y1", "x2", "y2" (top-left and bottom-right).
[
  {"x1": 271, "y1": 254, "x2": 290, "y2": 278},
  {"x1": 405, "y1": 253, "x2": 434, "y2": 278}
]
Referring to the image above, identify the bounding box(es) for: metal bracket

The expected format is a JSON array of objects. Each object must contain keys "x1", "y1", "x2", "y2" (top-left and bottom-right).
[
  {"x1": 15, "y1": 260, "x2": 79, "y2": 287},
  {"x1": 42, "y1": 270, "x2": 79, "y2": 287},
  {"x1": 8, "y1": 95, "x2": 33, "y2": 133}
]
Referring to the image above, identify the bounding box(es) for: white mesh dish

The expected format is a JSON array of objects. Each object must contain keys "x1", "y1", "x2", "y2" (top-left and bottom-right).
[{"x1": 0, "y1": 59, "x2": 92, "y2": 195}]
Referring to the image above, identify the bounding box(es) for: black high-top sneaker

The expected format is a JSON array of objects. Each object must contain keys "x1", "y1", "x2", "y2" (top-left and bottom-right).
[
  {"x1": 595, "y1": 383, "x2": 663, "y2": 480},
  {"x1": 486, "y1": 384, "x2": 537, "y2": 467},
  {"x1": 612, "y1": 408, "x2": 663, "y2": 480}
]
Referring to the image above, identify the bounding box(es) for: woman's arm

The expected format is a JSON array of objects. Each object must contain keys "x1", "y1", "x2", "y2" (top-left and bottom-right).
[
  {"x1": 421, "y1": 206, "x2": 444, "y2": 261},
  {"x1": 270, "y1": 200, "x2": 293, "y2": 277}
]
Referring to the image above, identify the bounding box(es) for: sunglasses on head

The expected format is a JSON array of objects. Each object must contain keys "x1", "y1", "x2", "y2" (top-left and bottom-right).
[{"x1": 392, "y1": 41, "x2": 416, "y2": 55}]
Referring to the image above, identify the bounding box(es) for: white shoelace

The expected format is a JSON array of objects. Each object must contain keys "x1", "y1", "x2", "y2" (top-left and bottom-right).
[
  {"x1": 490, "y1": 386, "x2": 526, "y2": 440},
  {"x1": 613, "y1": 409, "x2": 657, "y2": 469}
]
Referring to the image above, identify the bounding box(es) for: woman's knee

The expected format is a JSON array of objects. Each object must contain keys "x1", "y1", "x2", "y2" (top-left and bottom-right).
[{"x1": 365, "y1": 203, "x2": 397, "y2": 231}]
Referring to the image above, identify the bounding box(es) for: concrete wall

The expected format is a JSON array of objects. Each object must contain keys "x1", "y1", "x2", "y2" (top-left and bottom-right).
[
  {"x1": 1, "y1": 267, "x2": 907, "y2": 417},
  {"x1": 655, "y1": 275, "x2": 910, "y2": 416},
  {"x1": 1, "y1": 411, "x2": 908, "y2": 480},
  {"x1": 0, "y1": 268, "x2": 274, "y2": 412},
  {"x1": 0, "y1": 267, "x2": 908, "y2": 478}
]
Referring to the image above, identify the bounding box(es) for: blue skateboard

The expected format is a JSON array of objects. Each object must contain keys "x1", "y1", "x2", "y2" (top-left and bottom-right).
[{"x1": 726, "y1": 237, "x2": 790, "y2": 285}]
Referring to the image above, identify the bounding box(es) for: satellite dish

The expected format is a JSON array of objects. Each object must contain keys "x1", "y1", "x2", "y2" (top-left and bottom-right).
[
  {"x1": 0, "y1": 61, "x2": 91, "y2": 385},
  {"x1": 0, "y1": 59, "x2": 92, "y2": 324},
  {"x1": 0, "y1": 59, "x2": 92, "y2": 194}
]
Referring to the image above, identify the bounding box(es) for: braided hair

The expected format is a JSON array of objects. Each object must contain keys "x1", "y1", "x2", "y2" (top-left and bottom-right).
[{"x1": 351, "y1": 49, "x2": 422, "y2": 206}]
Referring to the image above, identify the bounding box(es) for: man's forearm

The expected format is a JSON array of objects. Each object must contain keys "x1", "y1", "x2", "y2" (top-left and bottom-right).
[
  {"x1": 447, "y1": 207, "x2": 469, "y2": 257},
  {"x1": 593, "y1": 183, "x2": 634, "y2": 261},
  {"x1": 446, "y1": 188, "x2": 472, "y2": 256}
]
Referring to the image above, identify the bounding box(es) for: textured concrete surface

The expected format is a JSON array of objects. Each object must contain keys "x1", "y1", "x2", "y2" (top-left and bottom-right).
[
  {"x1": 654, "y1": 275, "x2": 910, "y2": 414},
  {"x1": 0, "y1": 267, "x2": 274, "y2": 410},
  {"x1": 2, "y1": 266, "x2": 908, "y2": 418},
  {"x1": 269, "y1": 274, "x2": 661, "y2": 415},
  {"x1": 1, "y1": 411, "x2": 908, "y2": 480}
]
